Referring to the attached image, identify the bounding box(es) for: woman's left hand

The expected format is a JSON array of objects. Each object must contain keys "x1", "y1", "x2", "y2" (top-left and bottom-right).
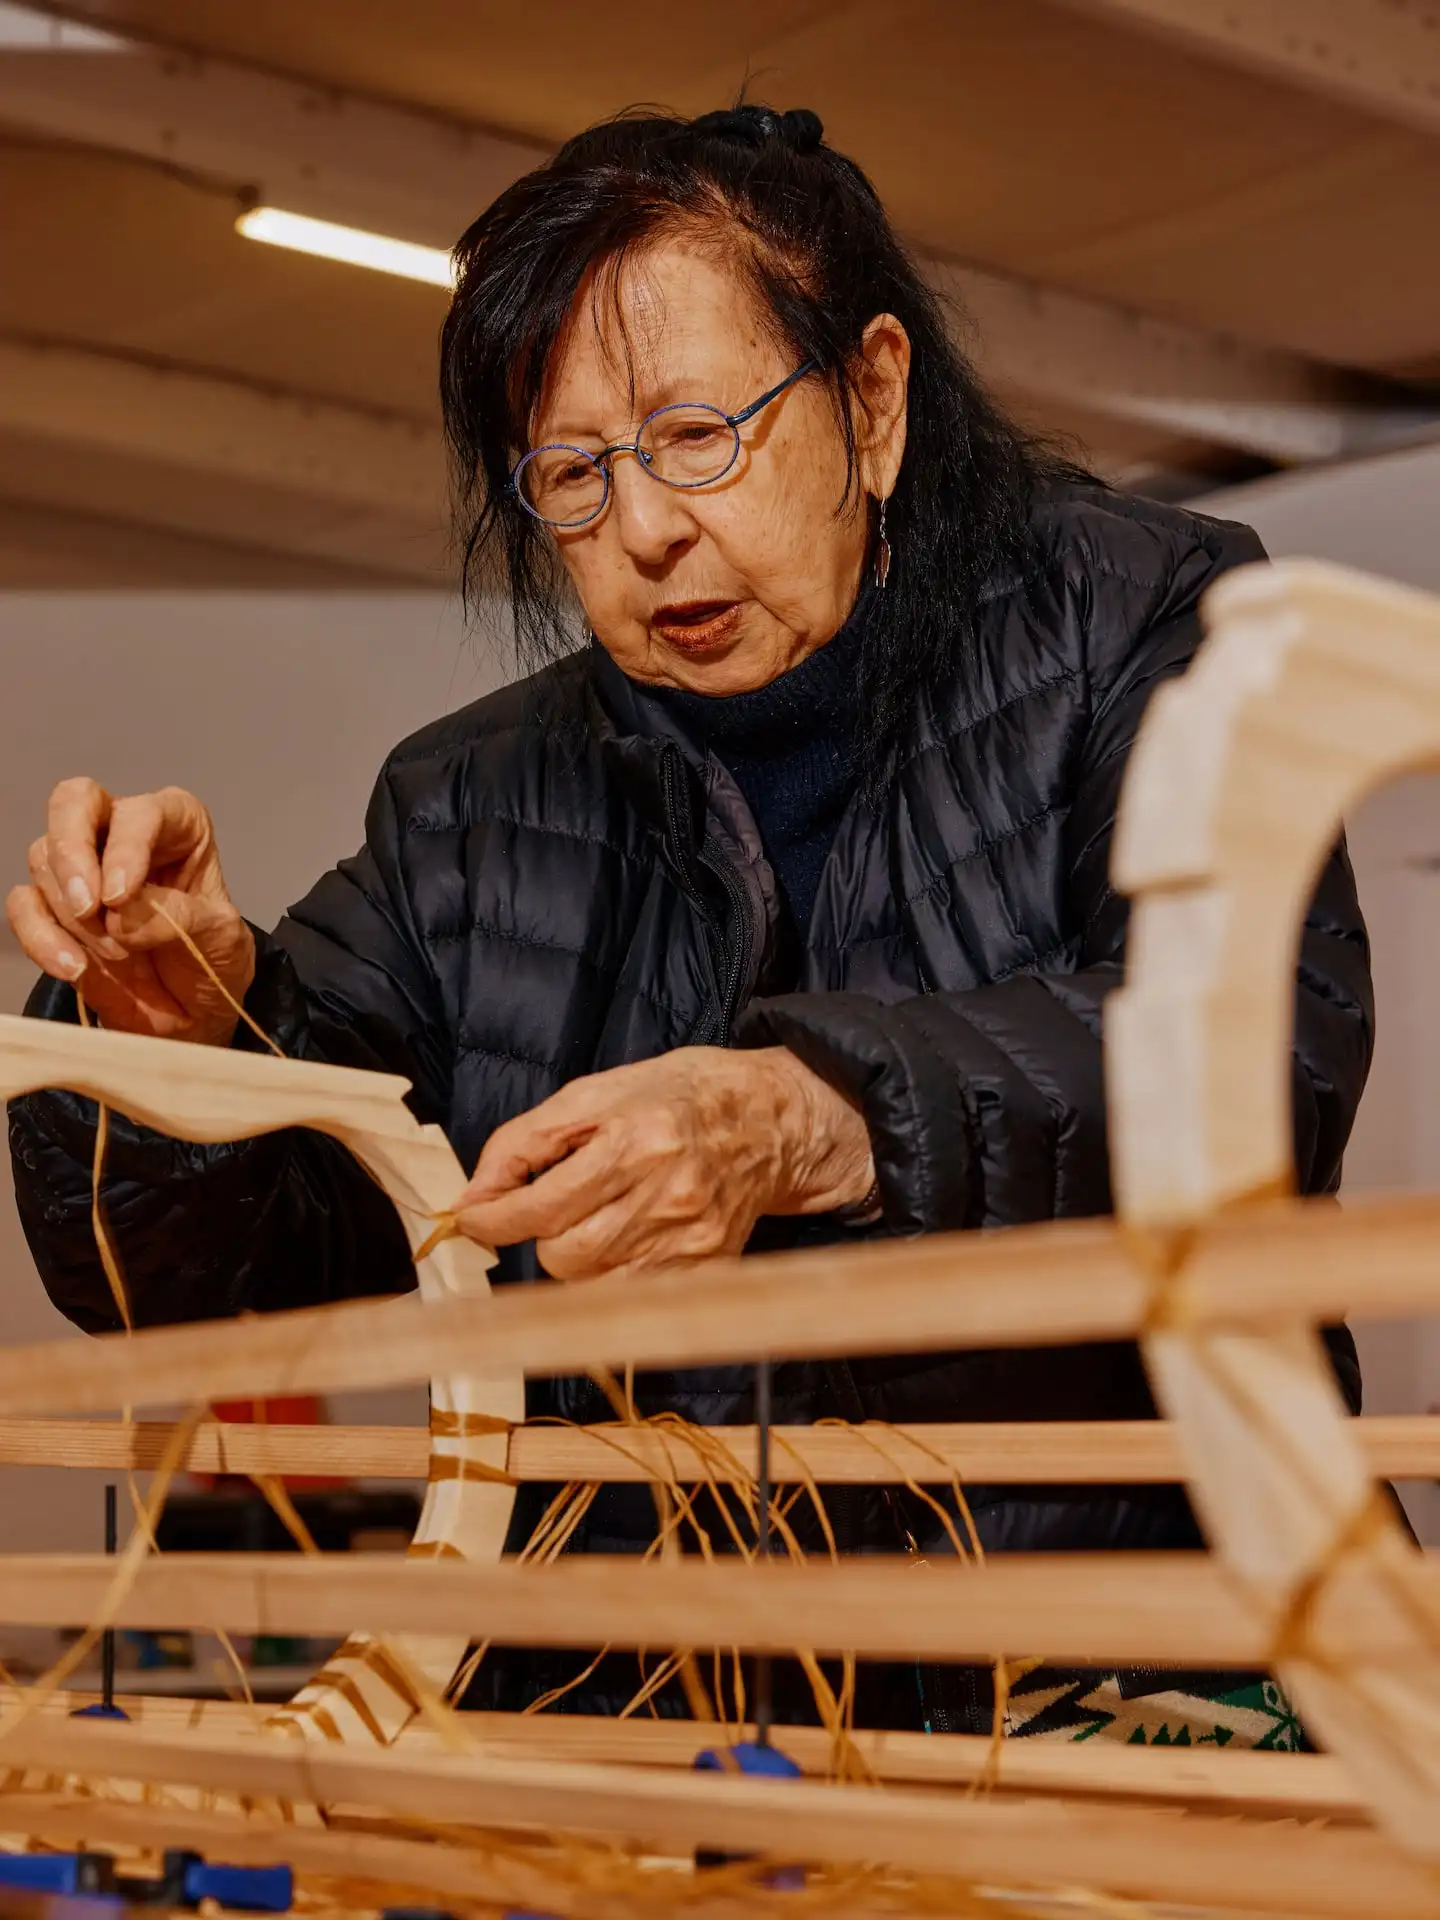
[{"x1": 452, "y1": 1046, "x2": 876, "y2": 1280}]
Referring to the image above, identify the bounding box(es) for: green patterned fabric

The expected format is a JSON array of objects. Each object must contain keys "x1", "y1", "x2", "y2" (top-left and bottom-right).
[{"x1": 1002, "y1": 1669, "x2": 1306, "y2": 1750}]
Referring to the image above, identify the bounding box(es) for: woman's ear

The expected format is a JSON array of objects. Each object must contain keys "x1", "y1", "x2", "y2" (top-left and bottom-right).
[{"x1": 854, "y1": 313, "x2": 911, "y2": 502}]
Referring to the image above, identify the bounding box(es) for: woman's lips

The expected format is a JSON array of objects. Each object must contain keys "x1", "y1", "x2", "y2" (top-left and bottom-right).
[{"x1": 650, "y1": 600, "x2": 743, "y2": 653}]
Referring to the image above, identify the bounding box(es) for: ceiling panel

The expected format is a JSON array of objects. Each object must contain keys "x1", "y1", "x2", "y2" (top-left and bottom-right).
[
  {"x1": 27, "y1": 0, "x2": 857, "y2": 134},
  {"x1": 0, "y1": 426, "x2": 447, "y2": 578},
  {"x1": 0, "y1": 137, "x2": 447, "y2": 417},
  {"x1": 36, "y1": 0, "x2": 1440, "y2": 375}
]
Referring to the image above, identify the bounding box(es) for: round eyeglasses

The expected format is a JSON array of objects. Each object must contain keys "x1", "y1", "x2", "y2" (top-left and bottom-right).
[{"x1": 510, "y1": 360, "x2": 818, "y2": 529}]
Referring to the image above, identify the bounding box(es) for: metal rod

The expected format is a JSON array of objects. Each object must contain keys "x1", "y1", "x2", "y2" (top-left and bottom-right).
[
  {"x1": 753, "y1": 1358, "x2": 772, "y2": 1747},
  {"x1": 101, "y1": 1482, "x2": 117, "y2": 1712}
]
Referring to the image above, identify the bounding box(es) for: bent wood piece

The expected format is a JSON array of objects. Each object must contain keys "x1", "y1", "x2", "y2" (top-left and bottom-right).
[
  {"x1": 0, "y1": 1689, "x2": 1363, "y2": 1818},
  {"x1": 2, "y1": 1549, "x2": 1435, "y2": 1667},
  {"x1": 8, "y1": 1190, "x2": 1440, "y2": 1419},
  {"x1": 1, "y1": 1719, "x2": 1434, "y2": 1919},
  {"x1": 1109, "y1": 558, "x2": 1440, "y2": 1860},
  {"x1": 0, "y1": 1012, "x2": 522, "y2": 1747},
  {"x1": 7, "y1": 1412, "x2": 1440, "y2": 1484}
]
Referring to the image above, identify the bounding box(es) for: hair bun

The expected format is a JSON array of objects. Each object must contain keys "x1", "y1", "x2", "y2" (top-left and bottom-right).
[
  {"x1": 778, "y1": 107, "x2": 824, "y2": 153},
  {"x1": 693, "y1": 104, "x2": 825, "y2": 155}
]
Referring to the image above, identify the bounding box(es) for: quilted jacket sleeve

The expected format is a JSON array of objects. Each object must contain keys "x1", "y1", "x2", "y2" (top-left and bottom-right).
[
  {"x1": 6, "y1": 770, "x2": 438, "y2": 1332},
  {"x1": 737, "y1": 584, "x2": 1375, "y2": 1240}
]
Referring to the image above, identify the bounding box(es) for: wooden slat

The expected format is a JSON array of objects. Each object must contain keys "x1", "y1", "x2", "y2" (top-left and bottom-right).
[
  {"x1": 1, "y1": 1689, "x2": 1360, "y2": 1819},
  {"x1": 0, "y1": 1190, "x2": 1437, "y2": 1419},
  {"x1": 442, "y1": 1710, "x2": 1367, "y2": 1819},
  {"x1": 0, "y1": 1549, "x2": 1430, "y2": 1667},
  {"x1": 0, "y1": 1417, "x2": 427, "y2": 1479},
  {"x1": 276, "y1": 1409, "x2": 1440, "y2": 1483},
  {"x1": 2, "y1": 1413, "x2": 1437, "y2": 1484},
  {"x1": 1, "y1": 1715, "x2": 1435, "y2": 1918}
]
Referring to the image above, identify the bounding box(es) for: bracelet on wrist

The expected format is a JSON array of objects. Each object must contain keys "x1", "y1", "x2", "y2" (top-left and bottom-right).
[{"x1": 834, "y1": 1174, "x2": 883, "y2": 1228}]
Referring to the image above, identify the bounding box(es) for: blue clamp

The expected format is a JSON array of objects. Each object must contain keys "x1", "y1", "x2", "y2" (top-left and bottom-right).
[
  {"x1": 694, "y1": 1739, "x2": 803, "y2": 1780},
  {"x1": 0, "y1": 1853, "x2": 116, "y2": 1899},
  {"x1": 0, "y1": 1848, "x2": 292, "y2": 1911},
  {"x1": 174, "y1": 1856, "x2": 294, "y2": 1912},
  {"x1": 69, "y1": 1703, "x2": 130, "y2": 1722},
  {"x1": 693, "y1": 1739, "x2": 804, "y2": 1889}
]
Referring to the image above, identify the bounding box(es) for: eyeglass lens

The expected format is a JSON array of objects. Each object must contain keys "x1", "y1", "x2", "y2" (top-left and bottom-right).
[{"x1": 519, "y1": 405, "x2": 739, "y2": 526}]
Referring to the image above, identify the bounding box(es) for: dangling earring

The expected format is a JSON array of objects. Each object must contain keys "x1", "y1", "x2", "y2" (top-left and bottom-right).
[{"x1": 873, "y1": 495, "x2": 892, "y2": 590}]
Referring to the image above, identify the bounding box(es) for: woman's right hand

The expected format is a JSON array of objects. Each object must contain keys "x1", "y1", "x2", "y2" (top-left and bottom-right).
[{"x1": 6, "y1": 778, "x2": 256, "y2": 1046}]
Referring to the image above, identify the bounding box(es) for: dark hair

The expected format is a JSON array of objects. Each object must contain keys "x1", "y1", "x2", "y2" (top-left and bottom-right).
[{"x1": 441, "y1": 103, "x2": 1083, "y2": 766}]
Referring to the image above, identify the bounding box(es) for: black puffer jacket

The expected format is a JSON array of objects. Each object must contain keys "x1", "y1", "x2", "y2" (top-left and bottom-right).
[{"x1": 9, "y1": 486, "x2": 1373, "y2": 1701}]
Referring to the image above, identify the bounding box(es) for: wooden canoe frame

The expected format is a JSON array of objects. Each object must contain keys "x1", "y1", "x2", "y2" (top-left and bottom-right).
[{"x1": 2, "y1": 557, "x2": 1440, "y2": 1914}]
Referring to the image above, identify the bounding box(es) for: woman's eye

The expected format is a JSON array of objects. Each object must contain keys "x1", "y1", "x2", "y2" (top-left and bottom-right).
[
  {"x1": 535, "y1": 455, "x2": 595, "y2": 492},
  {"x1": 649, "y1": 416, "x2": 725, "y2": 453}
]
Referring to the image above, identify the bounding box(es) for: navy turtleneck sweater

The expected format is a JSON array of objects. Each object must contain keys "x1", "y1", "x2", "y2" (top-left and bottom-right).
[{"x1": 647, "y1": 593, "x2": 869, "y2": 934}]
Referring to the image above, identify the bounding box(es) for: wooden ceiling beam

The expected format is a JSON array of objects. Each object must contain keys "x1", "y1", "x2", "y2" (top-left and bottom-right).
[
  {"x1": 6, "y1": 2, "x2": 1439, "y2": 469},
  {"x1": 937, "y1": 259, "x2": 1440, "y2": 465},
  {"x1": 0, "y1": 1, "x2": 542, "y2": 248},
  {"x1": 0, "y1": 334, "x2": 446, "y2": 577},
  {"x1": 1056, "y1": 0, "x2": 1440, "y2": 141}
]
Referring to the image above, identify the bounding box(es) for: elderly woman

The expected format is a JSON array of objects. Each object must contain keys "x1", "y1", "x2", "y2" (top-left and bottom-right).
[{"x1": 7, "y1": 105, "x2": 1371, "y2": 1743}]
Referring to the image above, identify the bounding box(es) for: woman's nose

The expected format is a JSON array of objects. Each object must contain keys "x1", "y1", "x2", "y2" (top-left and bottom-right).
[{"x1": 607, "y1": 455, "x2": 699, "y2": 565}]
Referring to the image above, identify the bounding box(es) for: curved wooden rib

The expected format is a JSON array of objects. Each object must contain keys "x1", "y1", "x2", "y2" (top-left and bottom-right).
[
  {"x1": 1108, "y1": 558, "x2": 1440, "y2": 1857},
  {"x1": 0, "y1": 1013, "x2": 522, "y2": 1746}
]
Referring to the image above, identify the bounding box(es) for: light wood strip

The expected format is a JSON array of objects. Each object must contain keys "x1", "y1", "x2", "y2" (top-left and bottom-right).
[
  {"x1": 445, "y1": 1710, "x2": 1364, "y2": 1818},
  {"x1": 0, "y1": 1417, "x2": 424, "y2": 1479},
  {"x1": 2, "y1": 1413, "x2": 1438, "y2": 1484},
  {"x1": 2, "y1": 1690, "x2": 1361, "y2": 1818},
  {"x1": 1, "y1": 1716, "x2": 1434, "y2": 1918},
  {"x1": 0, "y1": 1550, "x2": 1432, "y2": 1667},
  {"x1": 0, "y1": 1191, "x2": 1436, "y2": 1419}
]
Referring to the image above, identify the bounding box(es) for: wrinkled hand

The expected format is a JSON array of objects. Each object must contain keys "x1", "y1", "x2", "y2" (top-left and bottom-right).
[
  {"x1": 453, "y1": 1046, "x2": 876, "y2": 1280},
  {"x1": 6, "y1": 777, "x2": 256, "y2": 1046}
]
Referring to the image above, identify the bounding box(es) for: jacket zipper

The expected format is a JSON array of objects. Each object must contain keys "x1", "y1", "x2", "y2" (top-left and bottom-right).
[
  {"x1": 697, "y1": 840, "x2": 752, "y2": 1042},
  {"x1": 659, "y1": 745, "x2": 753, "y2": 1046}
]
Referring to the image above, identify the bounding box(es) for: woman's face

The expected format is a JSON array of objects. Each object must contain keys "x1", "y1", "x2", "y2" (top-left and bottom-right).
[{"x1": 528, "y1": 240, "x2": 910, "y2": 695}]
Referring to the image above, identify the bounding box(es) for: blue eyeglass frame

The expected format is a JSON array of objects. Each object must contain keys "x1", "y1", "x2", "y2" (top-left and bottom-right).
[{"x1": 510, "y1": 359, "x2": 819, "y2": 528}]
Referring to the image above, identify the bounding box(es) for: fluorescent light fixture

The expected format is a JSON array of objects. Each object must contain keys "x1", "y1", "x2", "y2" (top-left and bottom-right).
[{"x1": 236, "y1": 206, "x2": 455, "y2": 290}]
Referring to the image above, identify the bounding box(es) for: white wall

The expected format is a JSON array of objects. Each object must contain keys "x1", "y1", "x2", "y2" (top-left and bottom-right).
[
  {"x1": 1194, "y1": 440, "x2": 1440, "y2": 595},
  {"x1": 0, "y1": 590, "x2": 508, "y2": 1549}
]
